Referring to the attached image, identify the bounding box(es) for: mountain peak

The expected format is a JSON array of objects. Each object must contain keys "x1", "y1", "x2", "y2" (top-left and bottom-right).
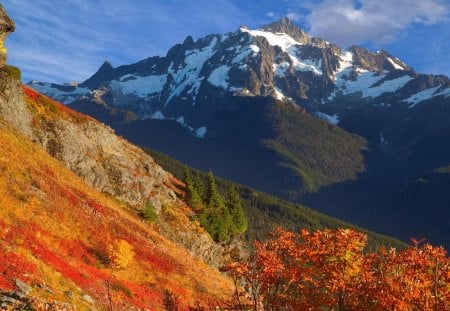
[
  {"x1": 261, "y1": 17, "x2": 311, "y2": 44},
  {"x1": 99, "y1": 60, "x2": 114, "y2": 71},
  {"x1": 80, "y1": 60, "x2": 114, "y2": 88}
]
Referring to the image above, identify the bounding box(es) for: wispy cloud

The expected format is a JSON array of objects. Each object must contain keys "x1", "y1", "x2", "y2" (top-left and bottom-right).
[
  {"x1": 2, "y1": 0, "x2": 249, "y2": 83},
  {"x1": 286, "y1": 12, "x2": 301, "y2": 21},
  {"x1": 295, "y1": 0, "x2": 450, "y2": 46}
]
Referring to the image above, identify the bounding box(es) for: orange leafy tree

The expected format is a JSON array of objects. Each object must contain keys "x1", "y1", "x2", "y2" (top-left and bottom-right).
[{"x1": 225, "y1": 228, "x2": 450, "y2": 310}]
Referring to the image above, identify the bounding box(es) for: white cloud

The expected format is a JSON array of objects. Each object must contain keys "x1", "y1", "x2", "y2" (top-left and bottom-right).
[
  {"x1": 300, "y1": 0, "x2": 450, "y2": 46},
  {"x1": 286, "y1": 12, "x2": 301, "y2": 21},
  {"x1": 266, "y1": 12, "x2": 277, "y2": 19}
]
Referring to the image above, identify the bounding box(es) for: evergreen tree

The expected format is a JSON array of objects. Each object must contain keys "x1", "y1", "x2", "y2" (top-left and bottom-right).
[
  {"x1": 227, "y1": 186, "x2": 248, "y2": 235},
  {"x1": 183, "y1": 167, "x2": 203, "y2": 212},
  {"x1": 193, "y1": 171, "x2": 205, "y2": 201},
  {"x1": 216, "y1": 206, "x2": 232, "y2": 242},
  {"x1": 203, "y1": 171, "x2": 232, "y2": 242},
  {"x1": 205, "y1": 171, "x2": 220, "y2": 207}
]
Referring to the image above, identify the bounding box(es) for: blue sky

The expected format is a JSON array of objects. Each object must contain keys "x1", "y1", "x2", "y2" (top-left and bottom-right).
[{"x1": 2, "y1": 0, "x2": 450, "y2": 83}]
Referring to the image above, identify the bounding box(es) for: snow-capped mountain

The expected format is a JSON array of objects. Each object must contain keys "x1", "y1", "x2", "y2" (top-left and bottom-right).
[
  {"x1": 29, "y1": 18, "x2": 450, "y2": 247},
  {"x1": 29, "y1": 18, "x2": 450, "y2": 137}
]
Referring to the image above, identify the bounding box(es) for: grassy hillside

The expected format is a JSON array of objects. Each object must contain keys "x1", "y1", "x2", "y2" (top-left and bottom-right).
[
  {"x1": 0, "y1": 122, "x2": 233, "y2": 310},
  {"x1": 144, "y1": 148, "x2": 406, "y2": 252},
  {"x1": 263, "y1": 101, "x2": 366, "y2": 195}
]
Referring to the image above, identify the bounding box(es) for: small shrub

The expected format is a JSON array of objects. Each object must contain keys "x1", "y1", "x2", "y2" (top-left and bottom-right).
[
  {"x1": 111, "y1": 281, "x2": 133, "y2": 298},
  {"x1": 163, "y1": 289, "x2": 179, "y2": 311},
  {"x1": 108, "y1": 239, "x2": 134, "y2": 270},
  {"x1": 142, "y1": 202, "x2": 158, "y2": 222},
  {"x1": 161, "y1": 203, "x2": 177, "y2": 222},
  {"x1": 5, "y1": 65, "x2": 21, "y2": 81}
]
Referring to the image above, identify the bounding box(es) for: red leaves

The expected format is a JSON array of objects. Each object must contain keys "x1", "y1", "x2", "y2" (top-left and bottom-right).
[
  {"x1": 0, "y1": 248, "x2": 37, "y2": 291},
  {"x1": 22, "y1": 85, "x2": 39, "y2": 101},
  {"x1": 22, "y1": 85, "x2": 90, "y2": 122},
  {"x1": 227, "y1": 227, "x2": 450, "y2": 310}
]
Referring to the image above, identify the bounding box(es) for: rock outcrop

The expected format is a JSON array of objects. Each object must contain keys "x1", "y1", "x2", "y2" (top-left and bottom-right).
[
  {"x1": 0, "y1": 4, "x2": 14, "y2": 68},
  {"x1": 0, "y1": 5, "x2": 33, "y2": 138},
  {"x1": 0, "y1": 5, "x2": 176, "y2": 209}
]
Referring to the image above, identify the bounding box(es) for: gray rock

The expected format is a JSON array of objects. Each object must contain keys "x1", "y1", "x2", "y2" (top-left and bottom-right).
[
  {"x1": 14, "y1": 279, "x2": 32, "y2": 295},
  {"x1": 1, "y1": 296, "x2": 18, "y2": 304},
  {"x1": 82, "y1": 294, "x2": 94, "y2": 304},
  {"x1": 11, "y1": 290, "x2": 28, "y2": 300}
]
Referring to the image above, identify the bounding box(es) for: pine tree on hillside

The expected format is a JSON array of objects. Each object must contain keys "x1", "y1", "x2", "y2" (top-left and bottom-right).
[
  {"x1": 216, "y1": 206, "x2": 232, "y2": 242},
  {"x1": 184, "y1": 170, "x2": 247, "y2": 242},
  {"x1": 205, "y1": 171, "x2": 221, "y2": 207},
  {"x1": 183, "y1": 167, "x2": 203, "y2": 212},
  {"x1": 193, "y1": 171, "x2": 205, "y2": 201},
  {"x1": 204, "y1": 171, "x2": 231, "y2": 242},
  {"x1": 227, "y1": 185, "x2": 248, "y2": 235}
]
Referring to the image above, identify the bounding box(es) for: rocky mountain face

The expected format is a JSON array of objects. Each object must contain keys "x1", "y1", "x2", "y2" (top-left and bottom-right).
[
  {"x1": 30, "y1": 17, "x2": 435, "y2": 126},
  {"x1": 29, "y1": 17, "x2": 450, "y2": 247}
]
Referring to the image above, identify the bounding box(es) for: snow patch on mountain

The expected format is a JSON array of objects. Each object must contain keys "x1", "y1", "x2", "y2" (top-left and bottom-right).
[
  {"x1": 402, "y1": 86, "x2": 450, "y2": 108},
  {"x1": 195, "y1": 127, "x2": 207, "y2": 138},
  {"x1": 166, "y1": 37, "x2": 219, "y2": 105},
  {"x1": 387, "y1": 57, "x2": 405, "y2": 71},
  {"x1": 336, "y1": 51, "x2": 354, "y2": 75},
  {"x1": 315, "y1": 111, "x2": 339, "y2": 125},
  {"x1": 241, "y1": 27, "x2": 322, "y2": 76},
  {"x1": 150, "y1": 111, "x2": 165, "y2": 120},
  {"x1": 274, "y1": 87, "x2": 285, "y2": 100},
  {"x1": 250, "y1": 44, "x2": 260, "y2": 54},
  {"x1": 274, "y1": 61, "x2": 290, "y2": 77},
  {"x1": 363, "y1": 75, "x2": 413, "y2": 98},
  {"x1": 208, "y1": 65, "x2": 230, "y2": 89},
  {"x1": 110, "y1": 74, "x2": 167, "y2": 97},
  {"x1": 242, "y1": 28, "x2": 302, "y2": 50},
  {"x1": 29, "y1": 82, "x2": 90, "y2": 104},
  {"x1": 402, "y1": 86, "x2": 440, "y2": 108},
  {"x1": 143, "y1": 111, "x2": 207, "y2": 138},
  {"x1": 333, "y1": 71, "x2": 412, "y2": 99},
  {"x1": 232, "y1": 44, "x2": 260, "y2": 64},
  {"x1": 435, "y1": 87, "x2": 450, "y2": 98}
]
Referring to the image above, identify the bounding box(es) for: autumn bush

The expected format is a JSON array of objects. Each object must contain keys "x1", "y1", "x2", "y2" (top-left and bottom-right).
[{"x1": 226, "y1": 228, "x2": 450, "y2": 311}]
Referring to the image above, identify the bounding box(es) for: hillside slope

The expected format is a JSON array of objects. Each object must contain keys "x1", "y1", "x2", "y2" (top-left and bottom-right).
[
  {"x1": 0, "y1": 121, "x2": 233, "y2": 310},
  {"x1": 0, "y1": 6, "x2": 235, "y2": 309}
]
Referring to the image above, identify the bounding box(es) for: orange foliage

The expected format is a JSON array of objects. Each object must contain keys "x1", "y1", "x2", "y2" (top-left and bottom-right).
[
  {"x1": 226, "y1": 228, "x2": 450, "y2": 310},
  {"x1": 0, "y1": 117, "x2": 233, "y2": 310}
]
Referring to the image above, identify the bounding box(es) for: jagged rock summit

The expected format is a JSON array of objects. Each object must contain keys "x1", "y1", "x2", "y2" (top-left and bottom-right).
[{"x1": 30, "y1": 17, "x2": 448, "y2": 135}]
